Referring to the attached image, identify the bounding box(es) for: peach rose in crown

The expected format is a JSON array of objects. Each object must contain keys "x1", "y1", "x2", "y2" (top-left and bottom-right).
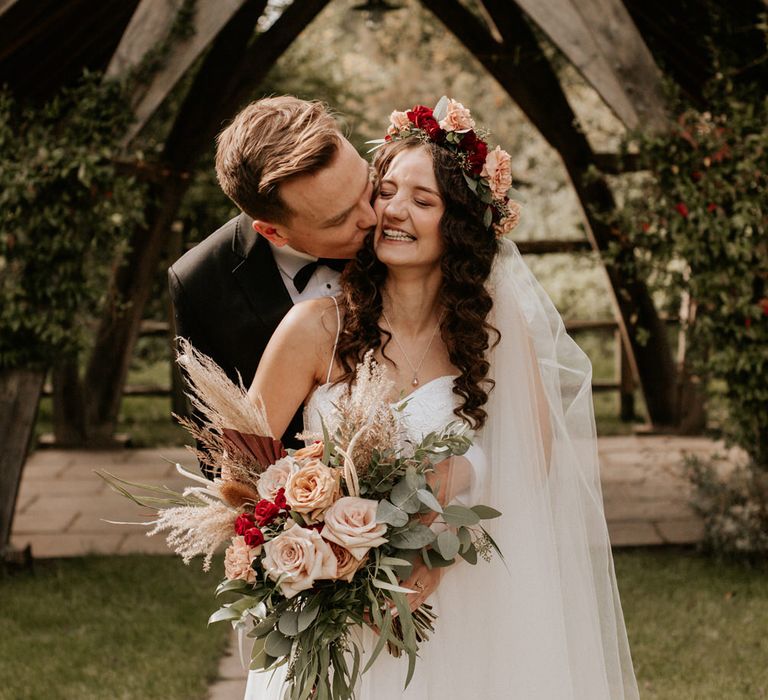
[
  {"x1": 321, "y1": 497, "x2": 388, "y2": 560},
  {"x1": 284, "y1": 459, "x2": 340, "y2": 521},
  {"x1": 439, "y1": 99, "x2": 475, "y2": 133},
  {"x1": 494, "y1": 201, "x2": 521, "y2": 237},
  {"x1": 262, "y1": 523, "x2": 337, "y2": 598},
  {"x1": 223, "y1": 536, "x2": 259, "y2": 584},
  {"x1": 257, "y1": 457, "x2": 296, "y2": 501},
  {"x1": 481, "y1": 145, "x2": 513, "y2": 200},
  {"x1": 388, "y1": 110, "x2": 411, "y2": 136}
]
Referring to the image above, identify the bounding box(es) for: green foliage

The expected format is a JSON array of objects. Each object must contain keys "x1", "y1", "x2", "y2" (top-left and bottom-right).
[
  {"x1": 0, "y1": 72, "x2": 145, "y2": 370},
  {"x1": 607, "y1": 83, "x2": 767, "y2": 466}
]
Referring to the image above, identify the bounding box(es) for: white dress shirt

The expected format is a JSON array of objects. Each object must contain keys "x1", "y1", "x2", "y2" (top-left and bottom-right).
[{"x1": 268, "y1": 241, "x2": 342, "y2": 304}]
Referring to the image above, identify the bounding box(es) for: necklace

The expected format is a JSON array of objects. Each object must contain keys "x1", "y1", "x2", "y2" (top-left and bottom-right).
[{"x1": 381, "y1": 308, "x2": 443, "y2": 387}]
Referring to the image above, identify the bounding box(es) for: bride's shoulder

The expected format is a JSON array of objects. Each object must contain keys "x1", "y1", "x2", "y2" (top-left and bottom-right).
[{"x1": 278, "y1": 296, "x2": 342, "y2": 343}]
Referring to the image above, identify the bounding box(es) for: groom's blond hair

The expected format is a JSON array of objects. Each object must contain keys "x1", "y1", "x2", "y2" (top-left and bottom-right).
[{"x1": 215, "y1": 96, "x2": 341, "y2": 224}]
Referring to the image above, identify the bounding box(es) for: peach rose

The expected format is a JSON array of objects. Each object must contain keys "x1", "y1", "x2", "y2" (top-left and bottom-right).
[
  {"x1": 494, "y1": 201, "x2": 521, "y2": 237},
  {"x1": 329, "y1": 541, "x2": 367, "y2": 582},
  {"x1": 388, "y1": 110, "x2": 411, "y2": 135},
  {"x1": 481, "y1": 145, "x2": 513, "y2": 200},
  {"x1": 292, "y1": 441, "x2": 324, "y2": 460},
  {"x1": 262, "y1": 523, "x2": 337, "y2": 598},
  {"x1": 257, "y1": 457, "x2": 296, "y2": 501},
  {"x1": 321, "y1": 497, "x2": 388, "y2": 560},
  {"x1": 284, "y1": 459, "x2": 340, "y2": 521},
  {"x1": 224, "y1": 536, "x2": 259, "y2": 584},
  {"x1": 438, "y1": 99, "x2": 475, "y2": 133}
]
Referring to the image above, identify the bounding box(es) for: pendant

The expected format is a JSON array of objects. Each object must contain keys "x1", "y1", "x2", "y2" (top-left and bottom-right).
[{"x1": 412, "y1": 376, "x2": 419, "y2": 387}]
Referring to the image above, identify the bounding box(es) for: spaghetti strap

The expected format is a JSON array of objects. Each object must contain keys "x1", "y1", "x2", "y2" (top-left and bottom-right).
[{"x1": 326, "y1": 296, "x2": 341, "y2": 384}]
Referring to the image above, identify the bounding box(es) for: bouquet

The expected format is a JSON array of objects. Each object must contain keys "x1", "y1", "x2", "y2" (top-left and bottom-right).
[{"x1": 99, "y1": 341, "x2": 502, "y2": 700}]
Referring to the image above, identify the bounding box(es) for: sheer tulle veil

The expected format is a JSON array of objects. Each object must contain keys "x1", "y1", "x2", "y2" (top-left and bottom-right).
[{"x1": 467, "y1": 238, "x2": 640, "y2": 699}]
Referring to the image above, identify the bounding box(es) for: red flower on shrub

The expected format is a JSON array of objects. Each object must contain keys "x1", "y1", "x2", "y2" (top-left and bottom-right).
[
  {"x1": 675, "y1": 202, "x2": 689, "y2": 218},
  {"x1": 641, "y1": 222, "x2": 650, "y2": 233},
  {"x1": 706, "y1": 203, "x2": 718, "y2": 213}
]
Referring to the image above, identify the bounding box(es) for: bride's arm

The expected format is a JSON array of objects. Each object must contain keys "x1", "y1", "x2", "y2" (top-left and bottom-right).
[{"x1": 247, "y1": 297, "x2": 338, "y2": 438}]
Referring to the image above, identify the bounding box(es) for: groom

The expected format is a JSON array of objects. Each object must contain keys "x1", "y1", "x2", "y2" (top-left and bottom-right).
[{"x1": 168, "y1": 96, "x2": 376, "y2": 448}]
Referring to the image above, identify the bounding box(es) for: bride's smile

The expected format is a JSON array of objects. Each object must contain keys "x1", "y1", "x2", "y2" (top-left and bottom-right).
[{"x1": 373, "y1": 147, "x2": 444, "y2": 269}]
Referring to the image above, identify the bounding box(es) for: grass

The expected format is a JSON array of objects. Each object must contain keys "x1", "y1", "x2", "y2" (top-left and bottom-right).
[
  {"x1": 3, "y1": 549, "x2": 765, "y2": 699},
  {"x1": 614, "y1": 548, "x2": 768, "y2": 699},
  {"x1": 0, "y1": 556, "x2": 230, "y2": 700}
]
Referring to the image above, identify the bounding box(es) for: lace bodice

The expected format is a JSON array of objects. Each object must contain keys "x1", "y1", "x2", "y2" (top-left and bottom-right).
[{"x1": 302, "y1": 374, "x2": 462, "y2": 445}]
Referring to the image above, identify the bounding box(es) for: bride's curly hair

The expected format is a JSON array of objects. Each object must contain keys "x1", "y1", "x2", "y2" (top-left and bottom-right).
[{"x1": 336, "y1": 137, "x2": 500, "y2": 429}]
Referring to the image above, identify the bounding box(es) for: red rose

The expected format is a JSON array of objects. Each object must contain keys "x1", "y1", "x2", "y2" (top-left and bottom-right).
[
  {"x1": 461, "y1": 131, "x2": 488, "y2": 174},
  {"x1": 243, "y1": 526, "x2": 265, "y2": 548},
  {"x1": 254, "y1": 499, "x2": 280, "y2": 527},
  {"x1": 274, "y1": 487, "x2": 287, "y2": 511},
  {"x1": 407, "y1": 105, "x2": 444, "y2": 143},
  {"x1": 675, "y1": 202, "x2": 689, "y2": 218},
  {"x1": 234, "y1": 513, "x2": 255, "y2": 536}
]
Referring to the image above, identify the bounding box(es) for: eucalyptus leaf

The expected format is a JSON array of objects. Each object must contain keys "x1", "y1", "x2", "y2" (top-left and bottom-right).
[
  {"x1": 442, "y1": 504, "x2": 480, "y2": 526},
  {"x1": 297, "y1": 603, "x2": 319, "y2": 633},
  {"x1": 215, "y1": 578, "x2": 248, "y2": 596},
  {"x1": 278, "y1": 610, "x2": 299, "y2": 637},
  {"x1": 416, "y1": 488, "x2": 443, "y2": 513},
  {"x1": 389, "y1": 523, "x2": 436, "y2": 549},
  {"x1": 459, "y1": 543, "x2": 478, "y2": 565},
  {"x1": 457, "y1": 526, "x2": 472, "y2": 552},
  {"x1": 471, "y1": 504, "x2": 502, "y2": 520},
  {"x1": 264, "y1": 629, "x2": 292, "y2": 658},
  {"x1": 372, "y1": 578, "x2": 416, "y2": 594},
  {"x1": 376, "y1": 499, "x2": 409, "y2": 527},
  {"x1": 462, "y1": 172, "x2": 479, "y2": 192},
  {"x1": 435, "y1": 530, "x2": 460, "y2": 559}
]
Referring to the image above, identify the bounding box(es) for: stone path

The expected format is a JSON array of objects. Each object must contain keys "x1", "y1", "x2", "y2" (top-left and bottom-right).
[{"x1": 9, "y1": 435, "x2": 740, "y2": 699}]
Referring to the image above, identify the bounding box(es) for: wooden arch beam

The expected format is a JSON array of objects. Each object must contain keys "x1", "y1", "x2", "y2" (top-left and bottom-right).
[{"x1": 419, "y1": 0, "x2": 680, "y2": 426}]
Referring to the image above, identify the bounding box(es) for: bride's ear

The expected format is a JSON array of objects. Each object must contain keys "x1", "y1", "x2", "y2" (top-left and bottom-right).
[{"x1": 252, "y1": 219, "x2": 289, "y2": 247}]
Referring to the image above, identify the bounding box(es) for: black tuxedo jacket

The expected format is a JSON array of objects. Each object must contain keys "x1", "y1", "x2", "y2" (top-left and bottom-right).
[{"x1": 168, "y1": 212, "x2": 304, "y2": 448}]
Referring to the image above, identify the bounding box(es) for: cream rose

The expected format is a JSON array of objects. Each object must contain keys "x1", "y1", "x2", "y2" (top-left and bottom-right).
[
  {"x1": 438, "y1": 99, "x2": 475, "y2": 133},
  {"x1": 321, "y1": 497, "x2": 388, "y2": 560},
  {"x1": 388, "y1": 110, "x2": 411, "y2": 135},
  {"x1": 292, "y1": 441, "x2": 324, "y2": 460},
  {"x1": 257, "y1": 457, "x2": 296, "y2": 501},
  {"x1": 284, "y1": 459, "x2": 340, "y2": 521},
  {"x1": 328, "y1": 541, "x2": 367, "y2": 582},
  {"x1": 262, "y1": 523, "x2": 337, "y2": 598},
  {"x1": 224, "y1": 536, "x2": 259, "y2": 584},
  {"x1": 481, "y1": 145, "x2": 513, "y2": 200}
]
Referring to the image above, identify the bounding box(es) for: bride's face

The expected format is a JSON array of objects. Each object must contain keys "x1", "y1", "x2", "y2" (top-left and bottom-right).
[{"x1": 373, "y1": 147, "x2": 445, "y2": 270}]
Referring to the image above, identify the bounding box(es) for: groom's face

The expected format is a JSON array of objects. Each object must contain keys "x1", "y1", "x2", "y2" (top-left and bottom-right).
[{"x1": 260, "y1": 138, "x2": 376, "y2": 259}]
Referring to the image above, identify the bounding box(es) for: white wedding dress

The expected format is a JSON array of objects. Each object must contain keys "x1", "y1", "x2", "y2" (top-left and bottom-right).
[{"x1": 244, "y1": 239, "x2": 639, "y2": 699}]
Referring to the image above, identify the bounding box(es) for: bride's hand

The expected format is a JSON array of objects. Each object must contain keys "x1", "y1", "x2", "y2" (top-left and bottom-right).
[{"x1": 398, "y1": 558, "x2": 442, "y2": 613}]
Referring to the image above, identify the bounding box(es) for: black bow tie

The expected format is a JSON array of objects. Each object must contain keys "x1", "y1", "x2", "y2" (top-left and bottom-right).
[{"x1": 293, "y1": 258, "x2": 348, "y2": 293}]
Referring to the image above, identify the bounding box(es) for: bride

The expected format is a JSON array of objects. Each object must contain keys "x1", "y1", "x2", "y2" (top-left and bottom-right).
[{"x1": 244, "y1": 101, "x2": 639, "y2": 699}]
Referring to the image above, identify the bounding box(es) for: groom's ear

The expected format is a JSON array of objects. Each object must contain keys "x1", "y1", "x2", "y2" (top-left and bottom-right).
[{"x1": 252, "y1": 219, "x2": 289, "y2": 247}]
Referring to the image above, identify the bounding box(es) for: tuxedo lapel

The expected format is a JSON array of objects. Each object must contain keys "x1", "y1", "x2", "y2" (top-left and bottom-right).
[{"x1": 231, "y1": 214, "x2": 293, "y2": 331}]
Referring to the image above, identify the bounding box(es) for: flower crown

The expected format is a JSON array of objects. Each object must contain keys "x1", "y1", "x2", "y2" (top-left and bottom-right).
[{"x1": 370, "y1": 96, "x2": 521, "y2": 237}]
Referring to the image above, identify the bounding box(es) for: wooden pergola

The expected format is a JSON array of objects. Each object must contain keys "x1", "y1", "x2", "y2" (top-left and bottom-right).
[{"x1": 1, "y1": 0, "x2": 764, "y2": 551}]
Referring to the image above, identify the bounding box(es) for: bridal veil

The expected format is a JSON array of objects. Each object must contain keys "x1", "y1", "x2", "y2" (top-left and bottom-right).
[{"x1": 463, "y1": 238, "x2": 639, "y2": 698}]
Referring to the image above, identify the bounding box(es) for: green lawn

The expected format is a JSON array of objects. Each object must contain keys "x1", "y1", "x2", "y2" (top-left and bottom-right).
[
  {"x1": 2, "y1": 550, "x2": 765, "y2": 699},
  {"x1": 615, "y1": 548, "x2": 768, "y2": 699},
  {"x1": 0, "y1": 556, "x2": 229, "y2": 700}
]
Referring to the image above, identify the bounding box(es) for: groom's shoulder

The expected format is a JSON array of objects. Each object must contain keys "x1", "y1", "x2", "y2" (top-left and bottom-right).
[{"x1": 170, "y1": 212, "x2": 257, "y2": 284}]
